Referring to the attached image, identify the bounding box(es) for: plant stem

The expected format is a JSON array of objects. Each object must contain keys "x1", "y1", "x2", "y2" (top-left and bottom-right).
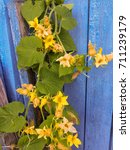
[
  {"x1": 24, "y1": 100, "x2": 31, "y2": 119},
  {"x1": 40, "y1": 108, "x2": 45, "y2": 120},
  {"x1": 50, "y1": 1, "x2": 58, "y2": 36},
  {"x1": 56, "y1": 34, "x2": 67, "y2": 53},
  {"x1": 54, "y1": 10, "x2": 58, "y2": 35},
  {"x1": 58, "y1": 20, "x2": 62, "y2": 34},
  {"x1": 37, "y1": 51, "x2": 47, "y2": 82},
  {"x1": 49, "y1": 7, "x2": 55, "y2": 19},
  {"x1": 44, "y1": 6, "x2": 49, "y2": 17}
]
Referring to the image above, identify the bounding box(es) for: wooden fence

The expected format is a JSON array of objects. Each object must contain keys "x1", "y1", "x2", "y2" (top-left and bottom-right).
[{"x1": 0, "y1": 0, "x2": 113, "y2": 149}]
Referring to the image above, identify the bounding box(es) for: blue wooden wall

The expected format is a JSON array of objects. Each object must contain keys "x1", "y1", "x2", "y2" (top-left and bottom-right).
[{"x1": 0, "y1": 0, "x2": 113, "y2": 150}]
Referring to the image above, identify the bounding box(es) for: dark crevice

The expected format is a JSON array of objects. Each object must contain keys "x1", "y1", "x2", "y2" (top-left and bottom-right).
[
  {"x1": 83, "y1": 0, "x2": 90, "y2": 149},
  {"x1": 109, "y1": 114, "x2": 113, "y2": 150}
]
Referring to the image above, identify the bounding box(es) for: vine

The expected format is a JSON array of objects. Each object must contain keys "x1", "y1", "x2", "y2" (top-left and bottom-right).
[{"x1": 0, "y1": 0, "x2": 113, "y2": 149}]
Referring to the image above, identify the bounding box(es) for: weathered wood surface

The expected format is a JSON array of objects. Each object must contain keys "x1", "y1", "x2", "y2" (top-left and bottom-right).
[
  {"x1": 85, "y1": 0, "x2": 113, "y2": 150},
  {"x1": 0, "y1": 79, "x2": 18, "y2": 149},
  {"x1": 65, "y1": 0, "x2": 113, "y2": 150},
  {"x1": 0, "y1": 0, "x2": 113, "y2": 150},
  {"x1": 64, "y1": 0, "x2": 89, "y2": 150},
  {"x1": 0, "y1": 79, "x2": 8, "y2": 106},
  {"x1": 0, "y1": 0, "x2": 28, "y2": 104}
]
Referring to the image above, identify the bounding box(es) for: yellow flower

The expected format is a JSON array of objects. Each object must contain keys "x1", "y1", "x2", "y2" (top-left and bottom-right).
[
  {"x1": 44, "y1": 35, "x2": 55, "y2": 49},
  {"x1": 58, "y1": 117, "x2": 77, "y2": 133},
  {"x1": 56, "y1": 54, "x2": 75, "y2": 68},
  {"x1": 22, "y1": 84, "x2": 34, "y2": 91},
  {"x1": 29, "y1": 92, "x2": 37, "y2": 102},
  {"x1": 67, "y1": 134, "x2": 81, "y2": 148},
  {"x1": 43, "y1": 16, "x2": 51, "y2": 27},
  {"x1": 23, "y1": 126, "x2": 37, "y2": 135},
  {"x1": 105, "y1": 53, "x2": 113, "y2": 62},
  {"x1": 35, "y1": 25, "x2": 46, "y2": 39},
  {"x1": 49, "y1": 144, "x2": 55, "y2": 150},
  {"x1": 58, "y1": 129, "x2": 64, "y2": 137},
  {"x1": 33, "y1": 97, "x2": 40, "y2": 108},
  {"x1": 36, "y1": 127, "x2": 51, "y2": 139},
  {"x1": 94, "y1": 53, "x2": 108, "y2": 68},
  {"x1": 57, "y1": 142, "x2": 71, "y2": 150},
  {"x1": 16, "y1": 84, "x2": 35, "y2": 96},
  {"x1": 16, "y1": 88, "x2": 28, "y2": 96},
  {"x1": 39, "y1": 97, "x2": 48, "y2": 109},
  {"x1": 35, "y1": 24, "x2": 52, "y2": 39},
  {"x1": 88, "y1": 42, "x2": 97, "y2": 57},
  {"x1": 28, "y1": 17, "x2": 39, "y2": 29},
  {"x1": 52, "y1": 43, "x2": 64, "y2": 53},
  {"x1": 55, "y1": 107, "x2": 63, "y2": 118},
  {"x1": 53, "y1": 91, "x2": 69, "y2": 109}
]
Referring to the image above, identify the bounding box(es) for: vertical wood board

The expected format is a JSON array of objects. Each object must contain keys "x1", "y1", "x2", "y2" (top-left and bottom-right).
[{"x1": 85, "y1": 0, "x2": 113, "y2": 150}]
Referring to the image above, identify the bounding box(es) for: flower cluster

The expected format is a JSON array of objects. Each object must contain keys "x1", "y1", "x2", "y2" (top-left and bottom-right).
[
  {"x1": 17, "y1": 85, "x2": 81, "y2": 149},
  {"x1": 28, "y1": 17, "x2": 64, "y2": 53},
  {"x1": 88, "y1": 42, "x2": 113, "y2": 68}
]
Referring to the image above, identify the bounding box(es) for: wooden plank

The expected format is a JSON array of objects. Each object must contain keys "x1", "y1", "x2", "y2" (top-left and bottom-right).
[
  {"x1": 109, "y1": 118, "x2": 113, "y2": 150},
  {"x1": 3, "y1": 0, "x2": 30, "y2": 104},
  {"x1": 0, "y1": 79, "x2": 8, "y2": 107},
  {"x1": 0, "y1": 0, "x2": 22, "y2": 102},
  {"x1": 0, "y1": 61, "x2": 5, "y2": 86},
  {"x1": 85, "y1": 0, "x2": 113, "y2": 150},
  {"x1": 64, "y1": 0, "x2": 89, "y2": 149},
  {"x1": 0, "y1": 79, "x2": 18, "y2": 149}
]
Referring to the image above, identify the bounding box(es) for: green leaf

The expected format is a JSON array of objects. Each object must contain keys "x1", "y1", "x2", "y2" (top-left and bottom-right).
[
  {"x1": 55, "y1": 6, "x2": 77, "y2": 30},
  {"x1": 55, "y1": 0, "x2": 64, "y2": 5},
  {"x1": 55, "y1": 6, "x2": 72, "y2": 18},
  {"x1": 62, "y1": 17, "x2": 77, "y2": 30},
  {"x1": 84, "y1": 66, "x2": 91, "y2": 72},
  {"x1": 40, "y1": 115, "x2": 54, "y2": 128},
  {"x1": 59, "y1": 29, "x2": 77, "y2": 51},
  {"x1": 18, "y1": 135, "x2": 46, "y2": 150},
  {"x1": 21, "y1": 0, "x2": 45, "y2": 21},
  {"x1": 61, "y1": 74, "x2": 73, "y2": 83},
  {"x1": 18, "y1": 135, "x2": 29, "y2": 148},
  {"x1": 75, "y1": 55, "x2": 85, "y2": 71},
  {"x1": 0, "y1": 101, "x2": 26, "y2": 133},
  {"x1": 16, "y1": 36, "x2": 43, "y2": 69},
  {"x1": 63, "y1": 105, "x2": 80, "y2": 125},
  {"x1": 37, "y1": 63, "x2": 64, "y2": 95},
  {"x1": 59, "y1": 66, "x2": 74, "y2": 77},
  {"x1": 62, "y1": 4, "x2": 74, "y2": 10}
]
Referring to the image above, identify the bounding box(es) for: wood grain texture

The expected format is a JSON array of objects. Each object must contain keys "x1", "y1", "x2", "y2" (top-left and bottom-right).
[
  {"x1": 0, "y1": 0, "x2": 29, "y2": 104},
  {"x1": 0, "y1": 79, "x2": 8, "y2": 106},
  {"x1": 0, "y1": 61, "x2": 5, "y2": 87},
  {"x1": 64, "y1": 0, "x2": 89, "y2": 150},
  {"x1": 0, "y1": 0, "x2": 21, "y2": 102},
  {"x1": 0, "y1": 79, "x2": 18, "y2": 149},
  {"x1": 85, "y1": 0, "x2": 113, "y2": 150}
]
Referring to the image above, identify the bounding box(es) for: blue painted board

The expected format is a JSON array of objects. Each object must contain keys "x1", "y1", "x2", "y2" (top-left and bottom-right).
[
  {"x1": 0, "y1": 60, "x2": 4, "y2": 85},
  {"x1": 0, "y1": 0, "x2": 21, "y2": 102},
  {"x1": 64, "y1": 0, "x2": 89, "y2": 150},
  {"x1": 0, "y1": 0, "x2": 28, "y2": 104},
  {"x1": 85, "y1": 0, "x2": 113, "y2": 150}
]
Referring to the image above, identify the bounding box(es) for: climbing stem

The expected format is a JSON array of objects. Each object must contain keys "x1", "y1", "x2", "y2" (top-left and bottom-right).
[
  {"x1": 44, "y1": 6, "x2": 49, "y2": 17},
  {"x1": 58, "y1": 20, "x2": 62, "y2": 34},
  {"x1": 24, "y1": 100, "x2": 31, "y2": 119},
  {"x1": 56, "y1": 34, "x2": 67, "y2": 53},
  {"x1": 37, "y1": 51, "x2": 47, "y2": 82},
  {"x1": 40, "y1": 108, "x2": 45, "y2": 120}
]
